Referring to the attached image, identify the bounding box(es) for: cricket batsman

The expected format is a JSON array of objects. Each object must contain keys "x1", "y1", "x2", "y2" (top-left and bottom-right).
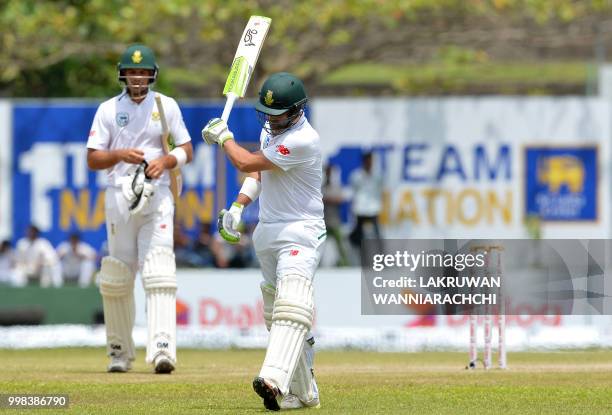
[
  {"x1": 87, "y1": 44, "x2": 193, "y2": 373},
  {"x1": 202, "y1": 72, "x2": 325, "y2": 410}
]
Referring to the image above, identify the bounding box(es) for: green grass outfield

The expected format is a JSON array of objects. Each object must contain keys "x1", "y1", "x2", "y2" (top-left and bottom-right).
[{"x1": 1, "y1": 348, "x2": 612, "y2": 414}]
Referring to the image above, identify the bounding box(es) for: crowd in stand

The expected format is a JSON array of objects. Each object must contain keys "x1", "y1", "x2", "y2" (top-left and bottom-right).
[
  {"x1": 0, "y1": 223, "x2": 259, "y2": 287},
  {"x1": 0, "y1": 226, "x2": 96, "y2": 287}
]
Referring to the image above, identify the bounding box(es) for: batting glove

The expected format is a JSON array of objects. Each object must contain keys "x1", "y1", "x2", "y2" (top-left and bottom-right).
[
  {"x1": 217, "y1": 202, "x2": 243, "y2": 244},
  {"x1": 202, "y1": 118, "x2": 234, "y2": 147}
]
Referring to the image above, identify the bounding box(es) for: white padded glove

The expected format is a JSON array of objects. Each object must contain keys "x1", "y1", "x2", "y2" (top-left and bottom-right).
[
  {"x1": 217, "y1": 202, "x2": 243, "y2": 244},
  {"x1": 202, "y1": 117, "x2": 234, "y2": 146}
]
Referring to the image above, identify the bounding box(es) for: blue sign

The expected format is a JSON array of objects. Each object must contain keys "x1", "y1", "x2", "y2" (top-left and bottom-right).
[
  {"x1": 524, "y1": 146, "x2": 598, "y2": 221},
  {"x1": 11, "y1": 100, "x2": 263, "y2": 250}
]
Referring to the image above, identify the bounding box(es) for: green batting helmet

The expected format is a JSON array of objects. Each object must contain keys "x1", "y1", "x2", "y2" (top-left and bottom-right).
[
  {"x1": 117, "y1": 44, "x2": 158, "y2": 83},
  {"x1": 254, "y1": 72, "x2": 308, "y2": 116}
]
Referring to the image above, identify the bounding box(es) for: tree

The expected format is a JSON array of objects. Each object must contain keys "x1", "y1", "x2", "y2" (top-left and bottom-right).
[{"x1": 2, "y1": 0, "x2": 612, "y2": 97}]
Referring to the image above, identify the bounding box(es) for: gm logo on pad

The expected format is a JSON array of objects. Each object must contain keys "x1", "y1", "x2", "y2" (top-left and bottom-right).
[{"x1": 524, "y1": 146, "x2": 598, "y2": 221}]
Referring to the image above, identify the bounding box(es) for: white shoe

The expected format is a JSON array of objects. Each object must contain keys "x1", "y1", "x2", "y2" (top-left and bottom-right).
[
  {"x1": 281, "y1": 377, "x2": 320, "y2": 409},
  {"x1": 280, "y1": 393, "x2": 320, "y2": 410},
  {"x1": 154, "y1": 355, "x2": 175, "y2": 374},
  {"x1": 107, "y1": 356, "x2": 132, "y2": 373},
  {"x1": 281, "y1": 336, "x2": 320, "y2": 409}
]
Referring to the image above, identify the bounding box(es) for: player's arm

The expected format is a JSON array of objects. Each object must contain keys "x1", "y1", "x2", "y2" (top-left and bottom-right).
[
  {"x1": 148, "y1": 98, "x2": 194, "y2": 179},
  {"x1": 172, "y1": 142, "x2": 194, "y2": 165},
  {"x1": 235, "y1": 172, "x2": 261, "y2": 207},
  {"x1": 87, "y1": 148, "x2": 145, "y2": 170},
  {"x1": 146, "y1": 142, "x2": 194, "y2": 179},
  {"x1": 202, "y1": 118, "x2": 277, "y2": 173},
  {"x1": 223, "y1": 140, "x2": 275, "y2": 173},
  {"x1": 217, "y1": 171, "x2": 261, "y2": 244}
]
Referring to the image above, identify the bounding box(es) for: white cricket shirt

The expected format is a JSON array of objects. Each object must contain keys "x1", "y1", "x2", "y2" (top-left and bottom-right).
[
  {"x1": 259, "y1": 115, "x2": 324, "y2": 222},
  {"x1": 86, "y1": 90, "x2": 191, "y2": 186}
]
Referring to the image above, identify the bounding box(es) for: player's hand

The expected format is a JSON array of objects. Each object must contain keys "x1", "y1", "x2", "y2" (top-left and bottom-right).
[
  {"x1": 145, "y1": 157, "x2": 170, "y2": 179},
  {"x1": 217, "y1": 202, "x2": 243, "y2": 244},
  {"x1": 202, "y1": 118, "x2": 234, "y2": 147},
  {"x1": 119, "y1": 148, "x2": 145, "y2": 164}
]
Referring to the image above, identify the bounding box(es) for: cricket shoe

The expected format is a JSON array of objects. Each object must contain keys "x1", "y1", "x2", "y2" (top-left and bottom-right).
[
  {"x1": 253, "y1": 376, "x2": 282, "y2": 411},
  {"x1": 281, "y1": 375, "x2": 320, "y2": 410},
  {"x1": 154, "y1": 355, "x2": 175, "y2": 374},
  {"x1": 107, "y1": 356, "x2": 132, "y2": 373},
  {"x1": 280, "y1": 394, "x2": 320, "y2": 410}
]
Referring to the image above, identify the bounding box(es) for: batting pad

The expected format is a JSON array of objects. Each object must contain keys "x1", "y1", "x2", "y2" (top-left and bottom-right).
[
  {"x1": 261, "y1": 280, "x2": 316, "y2": 401},
  {"x1": 289, "y1": 337, "x2": 318, "y2": 404},
  {"x1": 260, "y1": 282, "x2": 276, "y2": 331},
  {"x1": 259, "y1": 274, "x2": 314, "y2": 395},
  {"x1": 142, "y1": 247, "x2": 177, "y2": 364},
  {"x1": 99, "y1": 256, "x2": 136, "y2": 361}
]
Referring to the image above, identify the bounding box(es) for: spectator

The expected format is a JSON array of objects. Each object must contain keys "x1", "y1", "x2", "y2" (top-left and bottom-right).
[
  {"x1": 173, "y1": 224, "x2": 199, "y2": 268},
  {"x1": 228, "y1": 223, "x2": 256, "y2": 268},
  {"x1": 322, "y1": 164, "x2": 349, "y2": 266},
  {"x1": 191, "y1": 222, "x2": 215, "y2": 267},
  {"x1": 56, "y1": 233, "x2": 97, "y2": 287},
  {"x1": 211, "y1": 223, "x2": 255, "y2": 268},
  {"x1": 244, "y1": 223, "x2": 259, "y2": 268},
  {"x1": 14, "y1": 225, "x2": 62, "y2": 287},
  {"x1": 0, "y1": 240, "x2": 17, "y2": 286},
  {"x1": 348, "y1": 151, "x2": 384, "y2": 258}
]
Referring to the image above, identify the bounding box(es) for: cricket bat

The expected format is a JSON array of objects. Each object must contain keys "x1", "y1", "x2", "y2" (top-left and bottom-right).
[
  {"x1": 155, "y1": 94, "x2": 182, "y2": 202},
  {"x1": 221, "y1": 15, "x2": 272, "y2": 122}
]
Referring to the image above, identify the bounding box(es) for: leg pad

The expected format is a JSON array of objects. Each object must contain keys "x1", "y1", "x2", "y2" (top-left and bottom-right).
[
  {"x1": 259, "y1": 274, "x2": 314, "y2": 395},
  {"x1": 99, "y1": 256, "x2": 135, "y2": 361},
  {"x1": 142, "y1": 247, "x2": 177, "y2": 364}
]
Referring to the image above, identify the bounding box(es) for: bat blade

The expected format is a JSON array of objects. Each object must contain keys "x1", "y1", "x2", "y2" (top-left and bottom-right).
[
  {"x1": 220, "y1": 15, "x2": 271, "y2": 122},
  {"x1": 223, "y1": 15, "x2": 271, "y2": 98}
]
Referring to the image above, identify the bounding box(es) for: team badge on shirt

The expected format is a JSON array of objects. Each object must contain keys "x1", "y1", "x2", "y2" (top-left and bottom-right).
[
  {"x1": 263, "y1": 134, "x2": 271, "y2": 149},
  {"x1": 116, "y1": 112, "x2": 130, "y2": 127},
  {"x1": 152, "y1": 111, "x2": 160, "y2": 121}
]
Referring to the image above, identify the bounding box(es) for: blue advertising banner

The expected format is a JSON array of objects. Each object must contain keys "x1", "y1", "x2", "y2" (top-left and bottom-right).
[
  {"x1": 11, "y1": 100, "x2": 262, "y2": 250},
  {"x1": 524, "y1": 145, "x2": 598, "y2": 222}
]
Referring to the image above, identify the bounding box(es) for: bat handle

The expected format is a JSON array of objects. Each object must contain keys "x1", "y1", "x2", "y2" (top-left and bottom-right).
[{"x1": 221, "y1": 93, "x2": 237, "y2": 122}]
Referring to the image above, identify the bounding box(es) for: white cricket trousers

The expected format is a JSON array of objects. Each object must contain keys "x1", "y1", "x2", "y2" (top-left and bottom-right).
[
  {"x1": 104, "y1": 186, "x2": 174, "y2": 273},
  {"x1": 253, "y1": 219, "x2": 327, "y2": 286}
]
